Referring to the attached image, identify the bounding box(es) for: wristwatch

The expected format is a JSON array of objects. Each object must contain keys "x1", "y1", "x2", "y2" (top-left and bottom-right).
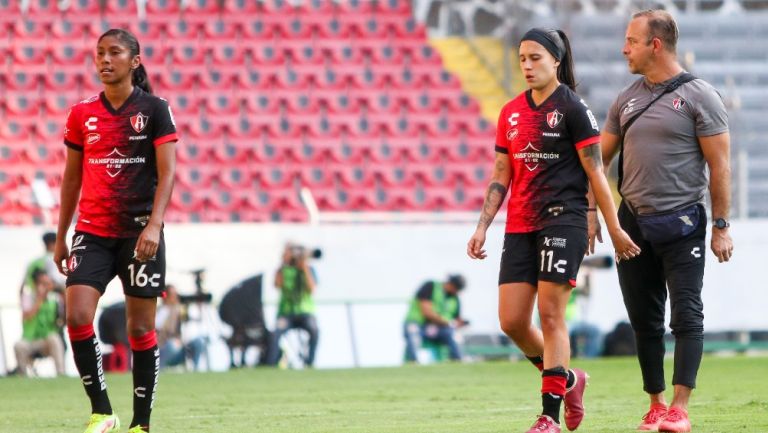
[{"x1": 713, "y1": 218, "x2": 730, "y2": 229}]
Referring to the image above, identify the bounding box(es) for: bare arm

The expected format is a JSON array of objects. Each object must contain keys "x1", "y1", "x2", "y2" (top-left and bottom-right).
[
  {"x1": 476, "y1": 152, "x2": 512, "y2": 231},
  {"x1": 135, "y1": 141, "x2": 176, "y2": 261},
  {"x1": 600, "y1": 131, "x2": 621, "y2": 172},
  {"x1": 275, "y1": 269, "x2": 284, "y2": 289},
  {"x1": 418, "y1": 300, "x2": 449, "y2": 326},
  {"x1": 700, "y1": 132, "x2": 733, "y2": 262},
  {"x1": 467, "y1": 152, "x2": 511, "y2": 259},
  {"x1": 54, "y1": 147, "x2": 84, "y2": 275},
  {"x1": 578, "y1": 144, "x2": 640, "y2": 258}
]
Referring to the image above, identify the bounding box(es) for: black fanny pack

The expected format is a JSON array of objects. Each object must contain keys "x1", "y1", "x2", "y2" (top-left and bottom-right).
[{"x1": 634, "y1": 203, "x2": 701, "y2": 244}]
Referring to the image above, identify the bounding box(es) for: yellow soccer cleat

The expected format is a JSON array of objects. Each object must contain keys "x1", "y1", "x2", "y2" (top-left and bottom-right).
[
  {"x1": 126, "y1": 427, "x2": 149, "y2": 433},
  {"x1": 83, "y1": 413, "x2": 120, "y2": 433}
]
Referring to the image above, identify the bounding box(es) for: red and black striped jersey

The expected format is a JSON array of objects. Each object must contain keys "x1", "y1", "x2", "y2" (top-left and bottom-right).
[
  {"x1": 64, "y1": 87, "x2": 177, "y2": 238},
  {"x1": 495, "y1": 84, "x2": 600, "y2": 233}
]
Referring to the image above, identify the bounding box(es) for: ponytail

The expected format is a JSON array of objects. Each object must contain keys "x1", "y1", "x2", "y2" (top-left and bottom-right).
[
  {"x1": 133, "y1": 64, "x2": 153, "y2": 94},
  {"x1": 555, "y1": 30, "x2": 577, "y2": 91}
]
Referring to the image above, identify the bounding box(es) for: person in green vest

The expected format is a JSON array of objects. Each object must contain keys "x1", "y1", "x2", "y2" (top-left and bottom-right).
[
  {"x1": 403, "y1": 274, "x2": 467, "y2": 362},
  {"x1": 20, "y1": 232, "x2": 66, "y2": 293},
  {"x1": 14, "y1": 269, "x2": 66, "y2": 376},
  {"x1": 267, "y1": 243, "x2": 320, "y2": 367}
]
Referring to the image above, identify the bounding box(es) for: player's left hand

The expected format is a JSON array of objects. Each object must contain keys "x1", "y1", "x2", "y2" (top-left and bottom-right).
[
  {"x1": 135, "y1": 223, "x2": 161, "y2": 262},
  {"x1": 711, "y1": 228, "x2": 733, "y2": 263}
]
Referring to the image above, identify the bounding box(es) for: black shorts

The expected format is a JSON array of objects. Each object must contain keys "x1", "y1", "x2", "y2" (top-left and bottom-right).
[
  {"x1": 65, "y1": 231, "x2": 166, "y2": 298},
  {"x1": 498, "y1": 225, "x2": 588, "y2": 287}
]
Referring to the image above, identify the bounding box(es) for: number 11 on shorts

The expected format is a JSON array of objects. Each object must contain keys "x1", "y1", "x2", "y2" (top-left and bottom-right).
[{"x1": 540, "y1": 250, "x2": 567, "y2": 274}]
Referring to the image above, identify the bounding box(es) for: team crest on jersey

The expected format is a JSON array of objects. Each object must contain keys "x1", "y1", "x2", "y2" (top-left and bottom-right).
[
  {"x1": 506, "y1": 129, "x2": 518, "y2": 141},
  {"x1": 672, "y1": 98, "x2": 686, "y2": 110},
  {"x1": 546, "y1": 110, "x2": 563, "y2": 128},
  {"x1": 130, "y1": 112, "x2": 149, "y2": 133}
]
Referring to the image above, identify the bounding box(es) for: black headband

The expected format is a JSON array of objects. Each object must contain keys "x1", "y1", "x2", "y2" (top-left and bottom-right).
[{"x1": 521, "y1": 28, "x2": 565, "y2": 61}]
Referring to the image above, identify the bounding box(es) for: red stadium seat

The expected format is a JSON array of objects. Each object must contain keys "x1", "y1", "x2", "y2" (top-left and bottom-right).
[
  {"x1": 220, "y1": 0, "x2": 260, "y2": 13},
  {"x1": 205, "y1": 41, "x2": 249, "y2": 65},
  {"x1": 240, "y1": 17, "x2": 276, "y2": 40},
  {"x1": 10, "y1": 19, "x2": 49, "y2": 39},
  {"x1": 4, "y1": 66, "x2": 45, "y2": 91},
  {"x1": 128, "y1": 20, "x2": 166, "y2": 40},
  {"x1": 145, "y1": 0, "x2": 181, "y2": 15},
  {"x1": 43, "y1": 92, "x2": 79, "y2": 117},
  {"x1": 166, "y1": 19, "x2": 203, "y2": 40},
  {"x1": 50, "y1": 41, "x2": 89, "y2": 65},
  {"x1": 199, "y1": 19, "x2": 239, "y2": 40},
  {"x1": 184, "y1": 0, "x2": 222, "y2": 14},
  {"x1": 50, "y1": 18, "x2": 89, "y2": 39},
  {"x1": 175, "y1": 140, "x2": 214, "y2": 164},
  {"x1": 169, "y1": 41, "x2": 206, "y2": 65},
  {"x1": 102, "y1": 0, "x2": 137, "y2": 15},
  {"x1": 3, "y1": 92, "x2": 42, "y2": 116},
  {"x1": 316, "y1": 39, "x2": 361, "y2": 64},
  {"x1": 12, "y1": 40, "x2": 50, "y2": 65}
]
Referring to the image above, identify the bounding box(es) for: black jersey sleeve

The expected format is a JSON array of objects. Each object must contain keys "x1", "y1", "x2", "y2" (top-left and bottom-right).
[
  {"x1": 151, "y1": 98, "x2": 178, "y2": 147},
  {"x1": 415, "y1": 282, "x2": 434, "y2": 301},
  {"x1": 566, "y1": 96, "x2": 601, "y2": 150}
]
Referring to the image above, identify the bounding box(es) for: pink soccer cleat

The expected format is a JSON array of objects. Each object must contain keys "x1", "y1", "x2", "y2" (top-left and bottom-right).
[
  {"x1": 658, "y1": 406, "x2": 691, "y2": 432},
  {"x1": 637, "y1": 403, "x2": 668, "y2": 431},
  {"x1": 525, "y1": 415, "x2": 561, "y2": 433},
  {"x1": 563, "y1": 368, "x2": 588, "y2": 430}
]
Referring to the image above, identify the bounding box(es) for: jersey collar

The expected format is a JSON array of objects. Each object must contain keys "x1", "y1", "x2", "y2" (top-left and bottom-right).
[
  {"x1": 99, "y1": 86, "x2": 141, "y2": 115},
  {"x1": 525, "y1": 83, "x2": 563, "y2": 110}
]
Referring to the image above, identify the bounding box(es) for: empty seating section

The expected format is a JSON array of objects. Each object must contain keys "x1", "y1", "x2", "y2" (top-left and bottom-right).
[{"x1": 0, "y1": 0, "x2": 494, "y2": 224}]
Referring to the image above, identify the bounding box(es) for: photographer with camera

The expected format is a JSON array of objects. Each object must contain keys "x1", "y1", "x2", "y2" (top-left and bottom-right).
[
  {"x1": 403, "y1": 274, "x2": 467, "y2": 363},
  {"x1": 266, "y1": 243, "x2": 321, "y2": 367}
]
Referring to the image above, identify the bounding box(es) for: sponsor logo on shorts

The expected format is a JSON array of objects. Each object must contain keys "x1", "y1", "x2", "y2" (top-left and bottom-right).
[{"x1": 543, "y1": 237, "x2": 567, "y2": 248}]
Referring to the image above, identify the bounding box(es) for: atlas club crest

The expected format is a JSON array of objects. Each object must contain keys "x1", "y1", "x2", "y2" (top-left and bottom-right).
[
  {"x1": 546, "y1": 110, "x2": 563, "y2": 128},
  {"x1": 673, "y1": 98, "x2": 686, "y2": 110},
  {"x1": 130, "y1": 112, "x2": 149, "y2": 133}
]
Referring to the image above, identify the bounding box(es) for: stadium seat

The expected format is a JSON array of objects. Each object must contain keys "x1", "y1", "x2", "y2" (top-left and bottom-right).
[
  {"x1": 10, "y1": 18, "x2": 49, "y2": 39},
  {"x1": 221, "y1": 0, "x2": 261, "y2": 13},
  {"x1": 129, "y1": 20, "x2": 166, "y2": 40},
  {"x1": 3, "y1": 92, "x2": 42, "y2": 117},
  {"x1": 12, "y1": 41, "x2": 50, "y2": 65},
  {"x1": 240, "y1": 17, "x2": 276, "y2": 40},
  {"x1": 101, "y1": 0, "x2": 136, "y2": 14},
  {"x1": 4, "y1": 67, "x2": 43, "y2": 91},
  {"x1": 49, "y1": 18, "x2": 89, "y2": 39},
  {"x1": 205, "y1": 41, "x2": 249, "y2": 65},
  {"x1": 42, "y1": 92, "x2": 79, "y2": 117},
  {"x1": 175, "y1": 140, "x2": 214, "y2": 164},
  {"x1": 145, "y1": 0, "x2": 180, "y2": 15},
  {"x1": 50, "y1": 41, "x2": 89, "y2": 65},
  {"x1": 184, "y1": 0, "x2": 222, "y2": 14},
  {"x1": 199, "y1": 18, "x2": 239, "y2": 40}
]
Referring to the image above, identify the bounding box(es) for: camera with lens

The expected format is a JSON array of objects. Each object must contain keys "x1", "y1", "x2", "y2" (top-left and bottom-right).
[
  {"x1": 178, "y1": 268, "x2": 213, "y2": 304},
  {"x1": 287, "y1": 245, "x2": 322, "y2": 266}
]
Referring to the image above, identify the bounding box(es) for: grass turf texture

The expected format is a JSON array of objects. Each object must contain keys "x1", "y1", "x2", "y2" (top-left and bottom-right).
[{"x1": 1, "y1": 356, "x2": 766, "y2": 432}]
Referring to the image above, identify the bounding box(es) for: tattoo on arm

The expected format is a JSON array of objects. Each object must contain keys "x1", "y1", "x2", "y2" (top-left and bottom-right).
[
  {"x1": 580, "y1": 144, "x2": 603, "y2": 171},
  {"x1": 477, "y1": 182, "x2": 508, "y2": 230}
]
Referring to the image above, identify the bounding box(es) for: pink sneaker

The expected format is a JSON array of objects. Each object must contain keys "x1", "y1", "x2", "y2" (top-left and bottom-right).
[
  {"x1": 658, "y1": 407, "x2": 691, "y2": 433},
  {"x1": 637, "y1": 403, "x2": 668, "y2": 431},
  {"x1": 526, "y1": 415, "x2": 561, "y2": 433},
  {"x1": 563, "y1": 368, "x2": 588, "y2": 431}
]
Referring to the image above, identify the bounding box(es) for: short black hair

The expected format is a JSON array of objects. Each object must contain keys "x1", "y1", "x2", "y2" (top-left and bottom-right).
[
  {"x1": 31, "y1": 269, "x2": 48, "y2": 283},
  {"x1": 42, "y1": 232, "x2": 56, "y2": 246},
  {"x1": 447, "y1": 274, "x2": 466, "y2": 291}
]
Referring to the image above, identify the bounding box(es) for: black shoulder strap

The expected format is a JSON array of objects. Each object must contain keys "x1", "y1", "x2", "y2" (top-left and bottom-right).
[{"x1": 617, "y1": 72, "x2": 696, "y2": 191}]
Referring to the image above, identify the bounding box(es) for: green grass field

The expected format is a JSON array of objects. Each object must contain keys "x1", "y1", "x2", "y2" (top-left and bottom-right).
[{"x1": 1, "y1": 355, "x2": 766, "y2": 433}]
